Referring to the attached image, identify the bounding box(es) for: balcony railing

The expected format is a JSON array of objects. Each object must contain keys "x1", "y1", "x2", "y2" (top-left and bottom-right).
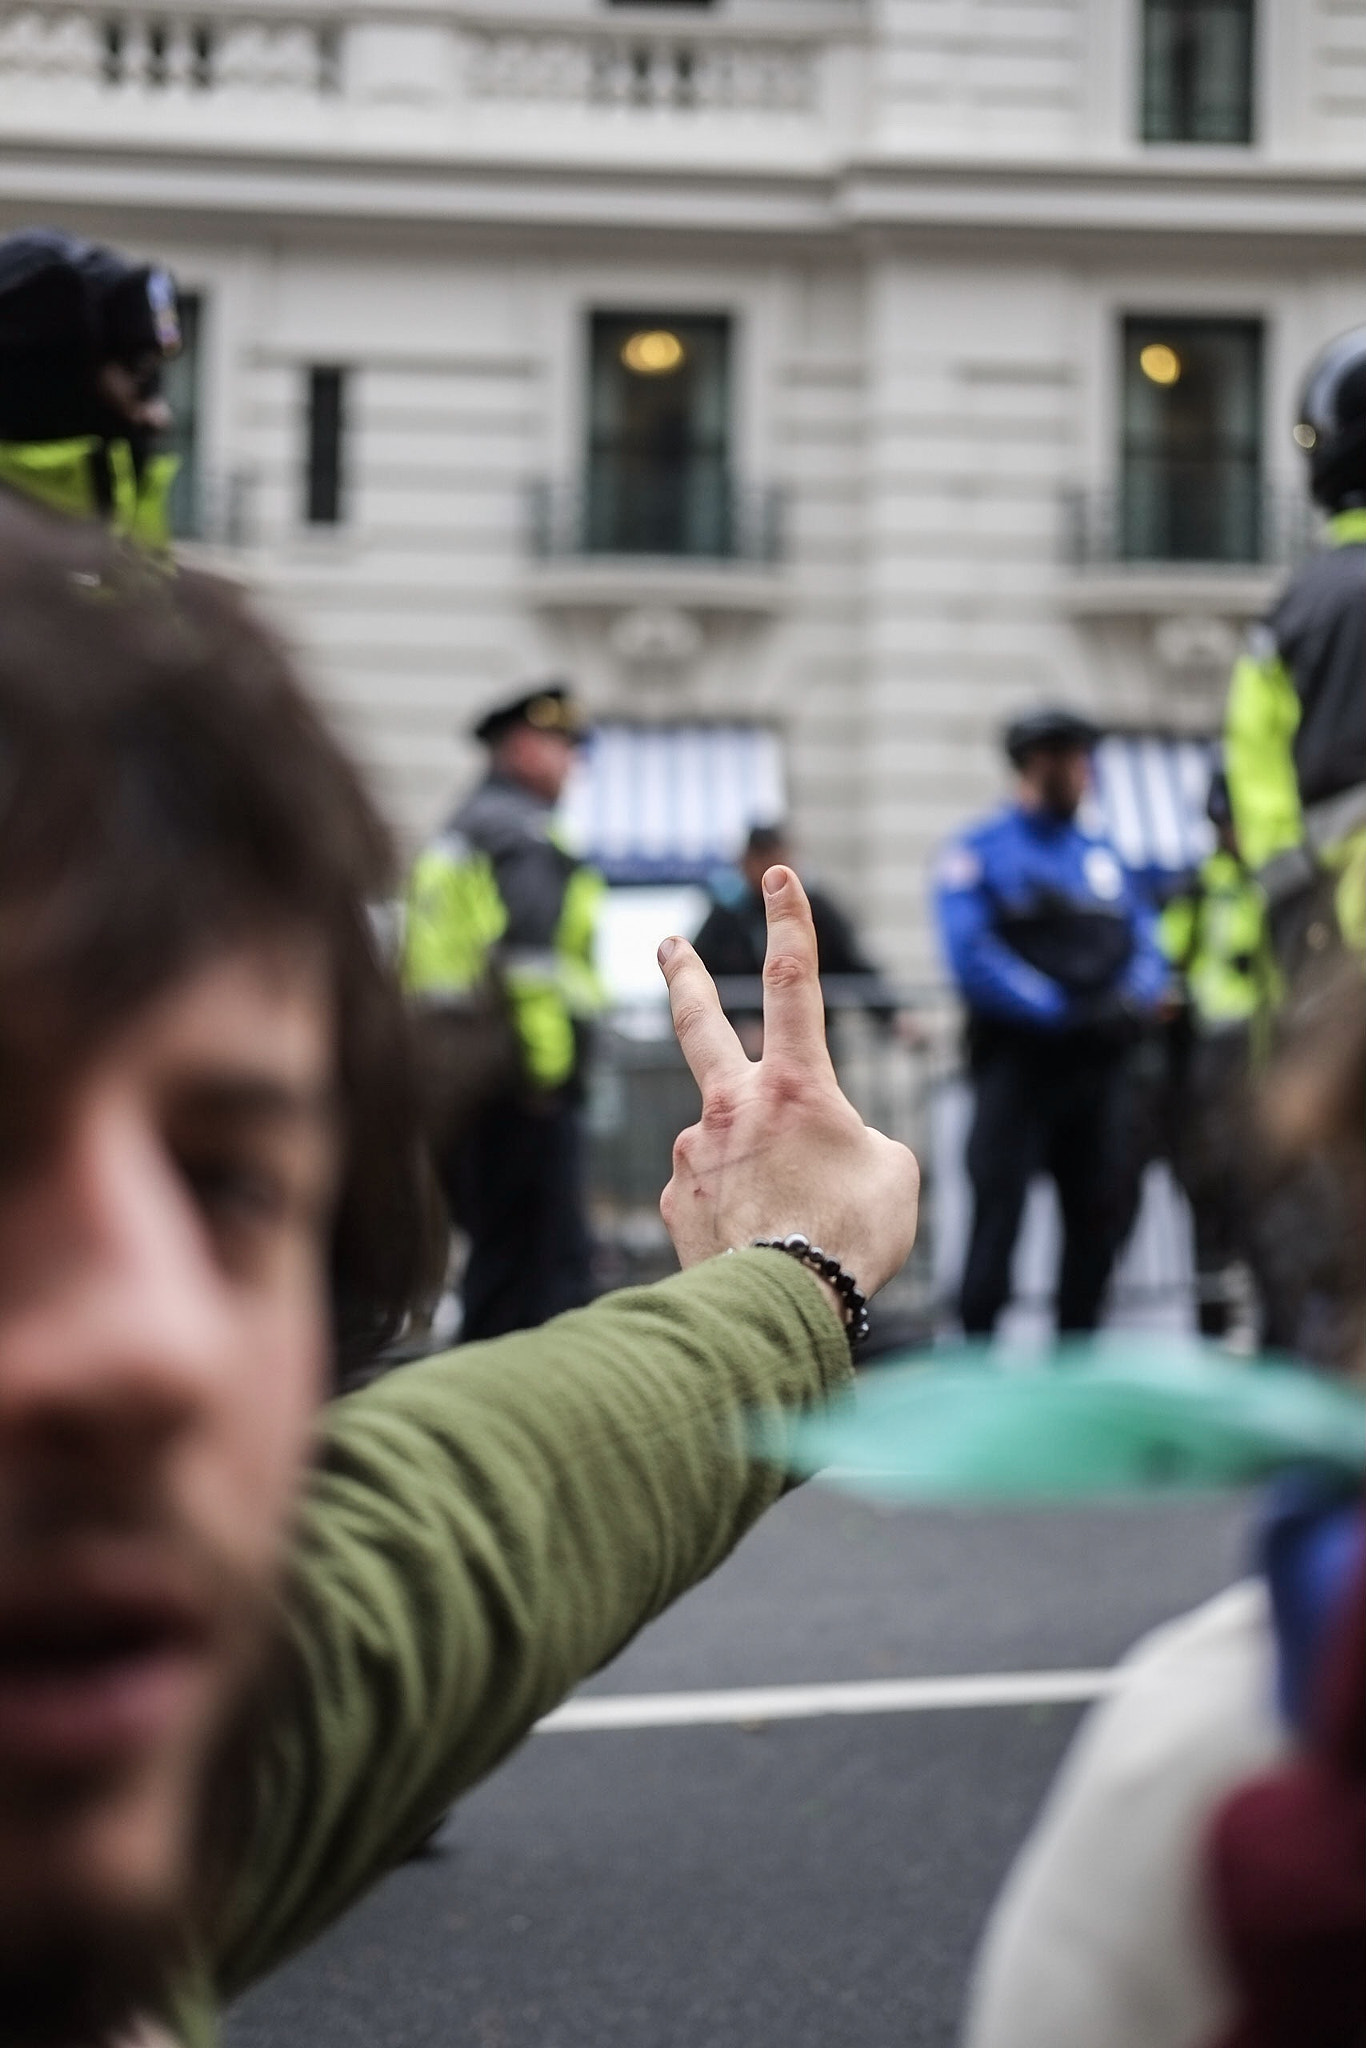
[
  {"x1": 530, "y1": 476, "x2": 784, "y2": 565},
  {"x1": 0, "y1": 3, "x2": 863, "y2": 156},
  {"x1": 1062, "y1": 480, "x2": 1316, "y2": 570}
]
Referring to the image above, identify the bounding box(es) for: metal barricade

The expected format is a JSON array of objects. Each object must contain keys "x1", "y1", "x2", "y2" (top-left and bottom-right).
[
  {"x1": 585, "y1": 981, "x2": 950, "y2": 1326},
  {"x1": 586, "y1": 984, "x2": 1198, "y2": 1341}
]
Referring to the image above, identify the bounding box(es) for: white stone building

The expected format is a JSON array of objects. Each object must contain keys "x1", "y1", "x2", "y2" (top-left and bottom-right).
[{"x1": 2, "y1": 0, "x2": 1364, "y2": 983}]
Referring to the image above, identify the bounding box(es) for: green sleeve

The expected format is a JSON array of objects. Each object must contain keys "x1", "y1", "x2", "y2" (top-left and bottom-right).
[
  {"x1": 208, "y1": 1250, "x2": 850, "y2": 1996},
  {"x1": 1223, "y1": 648, "x2": 1304, "y2": 875}
]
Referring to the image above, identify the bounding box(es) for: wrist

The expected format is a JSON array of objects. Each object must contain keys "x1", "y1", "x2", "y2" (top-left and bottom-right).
[{"x1": 750, "y1": 1234, "x2": 870, "y2": 1345}]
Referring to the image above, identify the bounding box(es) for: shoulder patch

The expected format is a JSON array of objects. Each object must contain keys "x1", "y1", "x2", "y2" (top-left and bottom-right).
[
  {"x1": 935, "y1": 843, "x2": 983, "y2": 892},
  {"x1": 1083, "y1": 845, "x2": 1125, "y2": 902}
]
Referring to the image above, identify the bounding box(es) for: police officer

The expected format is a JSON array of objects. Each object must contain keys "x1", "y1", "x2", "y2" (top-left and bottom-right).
[
  {"x1": 403, "y1": 683, "x2": 605, "y2": 1341},
  {"x1": 1160, "y1": 772, "x2": 1279, "y2": 1339},
  {"x1": 934, "y1": 708, "x2": 1169, "y2": 1337},
  {"x1": 1224, "y1": 326, "x2": 1366, "y2": 980},
  {"x1": 0, "y1": 227, "x2": 182, "y2": 543}
]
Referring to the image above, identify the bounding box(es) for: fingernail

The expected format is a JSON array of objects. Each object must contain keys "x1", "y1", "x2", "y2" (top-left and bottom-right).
[
  {"x1": 658, "y1": 936, "x2": 678, "y2": 967},
  {"x1": 763, "y1": 866, "x2": 787, "y2": 896}
]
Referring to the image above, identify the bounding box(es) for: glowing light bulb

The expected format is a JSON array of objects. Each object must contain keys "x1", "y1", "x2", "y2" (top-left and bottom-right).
[
  {"x1": 1139, "y1": 343, "x2": 1182, "y2": 386},
  {"x1": 621, "y1": 330, "x2": 686, "y2": 375}
]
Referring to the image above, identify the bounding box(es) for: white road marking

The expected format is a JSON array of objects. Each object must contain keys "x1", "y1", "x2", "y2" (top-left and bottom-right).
[{"x1": 536, "y1": 1669, "x2": 1118, "y2": 1734}]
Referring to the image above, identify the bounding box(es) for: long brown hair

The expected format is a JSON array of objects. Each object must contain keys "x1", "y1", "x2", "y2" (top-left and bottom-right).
[{"x1": 0, "y1": 500, "x2": 438, "y2": 1369}]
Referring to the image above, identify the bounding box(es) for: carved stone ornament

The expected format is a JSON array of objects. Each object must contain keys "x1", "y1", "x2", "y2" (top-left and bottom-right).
[
  {"x1": 1151, "y1": 614, "x2": 1238, "y2": 676},
  {"x1": 608, "y1": 604, "x2": 705, "y2": 673}
]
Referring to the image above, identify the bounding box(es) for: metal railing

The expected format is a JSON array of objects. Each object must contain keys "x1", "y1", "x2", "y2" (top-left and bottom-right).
[
  {"x1": 1062, "y1": 481, "x2": 1316, "y2": 570},
  {"x1": 586, "y1": 986, "x2": 1201, "y2": 1345},
  {"x1": 529, "y1": 475, "x2": 785, "y2": 564},
  {"x1": 586, "y1": 988, "x2": 946, "y2": 1334}
]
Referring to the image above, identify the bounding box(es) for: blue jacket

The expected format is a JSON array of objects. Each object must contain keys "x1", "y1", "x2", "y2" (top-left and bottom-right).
[{"x1": 933, "y1": 804, "x2": 1169, "y2": 1030}]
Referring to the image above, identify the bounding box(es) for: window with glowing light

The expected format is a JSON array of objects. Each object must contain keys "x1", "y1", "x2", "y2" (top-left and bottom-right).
[
  {"x1": 586, "y1": 312, "x2": 731, "y2": 556},
  {"x1": 1120, "y1": 316, "x2": 1263, "y2": 561}
]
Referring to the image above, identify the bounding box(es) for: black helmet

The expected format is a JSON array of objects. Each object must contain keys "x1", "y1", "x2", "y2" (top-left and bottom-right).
[
  {"x1": 1293, "y1": 326, "x2": 1366, "y2": 511},
  {"x1": 0, "y1": 227, "x2": 180, "y2": 444},
  {"x1": 1003, "y1": 706, "x2": 1101, "y2": 769}
]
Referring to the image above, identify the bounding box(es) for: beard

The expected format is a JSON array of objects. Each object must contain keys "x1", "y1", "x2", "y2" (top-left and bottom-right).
[
  {"x1": 0, "y1": 1506, "x2": 291, "y2": 2048},
  {"x1": 0, "y1": 1899, "x2": 181, "y2": 2048}
]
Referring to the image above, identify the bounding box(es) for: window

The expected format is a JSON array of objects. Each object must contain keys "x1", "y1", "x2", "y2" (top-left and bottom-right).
[
  {"x1": 305, "y1": 365, "x2": 346, "y2": 525},
  {"x1": 1120, "y1": 317, "x2": 1263, "y2": 562},
  {"x1": 162, "y1": 292, "x2": 201, "y2": 540},
  {"x1": 585, "y1": 313, "x2": 731, "y2": 556},
  {"x1": 1141, "y1": 0, "x2": 1255, "y2": 144}
]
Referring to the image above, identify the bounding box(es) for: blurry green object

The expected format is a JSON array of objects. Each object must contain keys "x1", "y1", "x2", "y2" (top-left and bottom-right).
[{"x1": 769, "y1": 1341, "x2": 1366, "y2": 1503}]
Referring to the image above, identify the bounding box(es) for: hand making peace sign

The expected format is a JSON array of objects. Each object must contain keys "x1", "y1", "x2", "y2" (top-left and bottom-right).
[{"x1": 657, "y1": 865, "x2": 920, "y2": 1313}]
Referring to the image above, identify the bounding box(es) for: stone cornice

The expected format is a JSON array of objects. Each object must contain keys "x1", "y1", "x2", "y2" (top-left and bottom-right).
[{"x1": 3, "y1": 139, "x2": 1363, "y2": 249}]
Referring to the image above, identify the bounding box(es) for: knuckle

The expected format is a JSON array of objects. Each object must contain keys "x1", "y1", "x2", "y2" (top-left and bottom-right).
[
  {"x1": 761, "y1": 1060, "x2": 812, "y2": 1110},
  {"x1": 762, "y1": 949, "x2": 809, "y2": 993},
  {"x1": 670, "y1": 995, "x2": 708, "y2": 1041},
  {"x1": 701, "y1": 1086, "x2": 739, "y2": 1133}
]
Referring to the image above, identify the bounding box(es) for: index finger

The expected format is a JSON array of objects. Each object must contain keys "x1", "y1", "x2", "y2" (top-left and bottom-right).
[
  {"x1": 759, "y1": 866, "x2": 835, "y2": 1074},
  {"x1": 658, "y1": 935, "x2": 750, "y2": 1092}
]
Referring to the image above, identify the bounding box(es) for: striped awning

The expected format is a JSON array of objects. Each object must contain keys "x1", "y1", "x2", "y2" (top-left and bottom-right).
[
  {"x1": 560, "y1": 722, "x2": 785, "y2": 884},
  {"x1": 1087, "y1": 732, "x2": 1217, "y2": 883},
  {"x1": 561, "y1": 721, "x2": 1215, "y2": 892}
]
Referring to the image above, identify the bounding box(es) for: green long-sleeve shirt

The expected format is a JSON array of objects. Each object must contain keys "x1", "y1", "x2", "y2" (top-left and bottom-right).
[{"x1": 168, "y1": 1250, "x2": 849, "y2": 2043}]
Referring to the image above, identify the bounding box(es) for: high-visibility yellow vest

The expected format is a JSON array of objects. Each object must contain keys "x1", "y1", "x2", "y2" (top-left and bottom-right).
[
  {"x1": 402, "y1": 827, "x2": 606, "y2": 1091},
  {"x1": 0, "y1": 436, "x2": 178, "y2": 549},
  {"x1": 1224, "y1": 508, "x2": 1366, "y2": 960},
  {"x1": 1160, "y1": 851, "x2": 1279, "y2": 1031}
]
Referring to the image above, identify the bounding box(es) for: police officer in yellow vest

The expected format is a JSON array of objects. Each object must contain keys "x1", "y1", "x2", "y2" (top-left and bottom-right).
[
  {"x1": 1224, "y1": 327, "x2": 1366, "y2": 984},
  {"x1": 404, "y1": 683, "x2": 606, "y2": 1340},
  {"x1": 0, "y1": 228, "x2": 182, "y2": 546},
  {"x1": 1160, "y1": 774, "x2": 1279, "y2": 1340}
]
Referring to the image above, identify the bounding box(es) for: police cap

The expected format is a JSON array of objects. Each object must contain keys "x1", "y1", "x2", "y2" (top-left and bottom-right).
[
  {"x1": 471, "y1": 681, "x2": 587, "y2": 748},
  {"x1": 1003, "y1": 706, "x2": 1101, "y2": 768}
]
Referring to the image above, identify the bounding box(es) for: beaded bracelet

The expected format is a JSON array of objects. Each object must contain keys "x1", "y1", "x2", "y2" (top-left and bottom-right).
[{"x1": 751, "y1": 1233, "x2": 870, "y2": 1344}]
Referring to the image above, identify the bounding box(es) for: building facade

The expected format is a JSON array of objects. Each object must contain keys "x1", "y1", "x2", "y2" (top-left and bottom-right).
[{"x1": 2, "y1": 0, "x2": 1363, "y2": 979}]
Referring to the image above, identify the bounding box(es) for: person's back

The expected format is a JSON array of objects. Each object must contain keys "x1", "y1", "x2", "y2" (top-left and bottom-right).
[{"x1": 694, "y1": 824, "x2": 896, "y2": 1050}]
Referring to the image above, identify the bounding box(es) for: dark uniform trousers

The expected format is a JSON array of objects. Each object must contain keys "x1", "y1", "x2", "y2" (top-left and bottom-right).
[
  {"x1": 444, "y1": 1088, "x2": 594, "y2": 1343},
  {"x1": 960, "y1": 1028, "x2": 1135, "y2": 1337}
]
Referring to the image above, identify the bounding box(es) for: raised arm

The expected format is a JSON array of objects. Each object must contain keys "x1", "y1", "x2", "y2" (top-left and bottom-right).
[{"x1": 211, "y1": 867, "x2": 918, "y2": 1996}]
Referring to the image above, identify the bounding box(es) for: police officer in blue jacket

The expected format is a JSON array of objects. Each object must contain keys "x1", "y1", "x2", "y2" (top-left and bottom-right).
[{"x1": 934, "y1": 708, "x2": 1170, "y2": 1336}]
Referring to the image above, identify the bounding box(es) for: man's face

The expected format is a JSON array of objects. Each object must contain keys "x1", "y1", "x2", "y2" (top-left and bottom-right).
[
  {"x1": 1019, "y1": 744, "x2": 1091, "y2": 820},
  {"x1": 497, "y1": 724, "x2": 577, "y2": 804},
  {"x1": 94, "y1": 358, "x2": 172, "y2": 438},
  {"x1": 0, "y1": 944, "x2": 337, "y2": 2027}
]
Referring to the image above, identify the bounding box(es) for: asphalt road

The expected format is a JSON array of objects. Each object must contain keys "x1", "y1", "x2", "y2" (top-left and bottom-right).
[{"x1": 225, "y1": 1485, "x2": 1255, "y2": 2048}]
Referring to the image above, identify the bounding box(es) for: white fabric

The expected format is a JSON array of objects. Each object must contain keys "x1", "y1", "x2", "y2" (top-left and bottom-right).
[{"x1": 962, "y1": 1580, "x2": 1287, "y2": 2048}]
